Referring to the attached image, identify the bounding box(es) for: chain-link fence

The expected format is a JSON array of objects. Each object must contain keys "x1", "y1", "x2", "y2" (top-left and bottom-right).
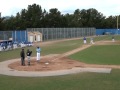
[
  {"x1": 0, "y1": 31, "x2": 12, "y2": 40},
  {"x1": 27, "y1": 28, "x2": 96, "y2": 41}
]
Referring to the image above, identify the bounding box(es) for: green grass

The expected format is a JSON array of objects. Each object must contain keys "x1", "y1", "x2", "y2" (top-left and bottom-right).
[
  {"x1": 69, "y1": 45, "x2": 120, "y2": 65},
  {"x1": 41, "y1": 39, "x2": 83, "y2": 55},
  {"x1": 0, "y1": 47, "x2": 36, "y2": 61},
  {"x1": 92, "y1": 35, "x2": 120, "y2": 42},
  {"x1": 0, "y1": 39, "x2": 83, "y2": 62},
  {"x1": 0, "y1": 69, "x2": 120, "y2": 90}
]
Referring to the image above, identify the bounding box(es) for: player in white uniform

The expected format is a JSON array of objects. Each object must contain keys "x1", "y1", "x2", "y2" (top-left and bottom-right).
[{"x1": 36, "y1": 47, "x2": 41, "y2": 63}]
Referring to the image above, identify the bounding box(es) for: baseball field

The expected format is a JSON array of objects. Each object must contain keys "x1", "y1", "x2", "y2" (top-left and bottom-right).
[{"x1": 0, "y1": 35, "x2": 120, "y2": 90}]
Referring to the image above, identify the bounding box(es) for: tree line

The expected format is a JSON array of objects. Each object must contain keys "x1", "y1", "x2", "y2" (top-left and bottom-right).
[{"x1": 0, "y1": 3, "x2": 120, "y2": 30}]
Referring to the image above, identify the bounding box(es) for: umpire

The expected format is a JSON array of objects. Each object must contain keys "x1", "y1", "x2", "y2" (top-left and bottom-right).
[{"x1": 20, "y1": 48, "x2": 25, "y2": 66}]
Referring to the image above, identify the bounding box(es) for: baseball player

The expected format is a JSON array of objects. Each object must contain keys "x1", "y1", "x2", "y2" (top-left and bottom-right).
[
  {"x1": 83, "y1": 37, "x2": 87, "y2": 44},
  {"x1": 36, "y1": 46, "x2": 41, "y2": 63},
  {"x1": 26, "y1": 49, "x2": 32, "y2": 65},
  {"x1": 112, "y1": 36, "x2": 115, "y2": 42},
  {"x1": 90, "y1": 37, "x2": 94, "y2": 44}
]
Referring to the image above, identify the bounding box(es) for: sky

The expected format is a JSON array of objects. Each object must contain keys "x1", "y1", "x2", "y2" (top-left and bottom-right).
[{"x1": 0, "y1": 0, "x2": 120, "y2": 17}]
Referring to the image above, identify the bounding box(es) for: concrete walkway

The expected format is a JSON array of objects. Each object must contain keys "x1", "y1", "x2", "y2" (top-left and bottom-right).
[{"x1": 0, "y1": 58, "x2": 111, "y2": 77}]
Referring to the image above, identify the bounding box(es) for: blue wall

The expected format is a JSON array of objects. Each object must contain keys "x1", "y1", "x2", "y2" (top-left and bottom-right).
[
  {"x1": 96, "y1": 29, "x2": 120, "y2": 35},
  {"x1": 12, "y1": 30, "x2": 28, "y2": 42}
]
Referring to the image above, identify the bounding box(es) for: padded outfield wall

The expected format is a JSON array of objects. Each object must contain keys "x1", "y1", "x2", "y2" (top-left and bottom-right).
[
  {"x1": 96, "y1": 29, "x2": 120, "y2": 35},
  {"x1": 27, "y1": 28, "x2": 96, "y2": 41}
]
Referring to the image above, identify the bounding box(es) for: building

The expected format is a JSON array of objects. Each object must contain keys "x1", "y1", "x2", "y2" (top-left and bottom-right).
[{"x1": 28, "y1": 31, "x2": 42, "y2": 42}]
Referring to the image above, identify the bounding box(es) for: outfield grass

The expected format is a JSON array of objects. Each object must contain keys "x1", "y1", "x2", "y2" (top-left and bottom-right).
[
  {"x1": 0, "y1": 69, "x2": 120, "y2": 90},
  {"x1": 69, "y1": 45, "x2": 120, "y2": 65}
]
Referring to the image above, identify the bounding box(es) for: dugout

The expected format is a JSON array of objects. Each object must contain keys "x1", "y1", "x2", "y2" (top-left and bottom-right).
[{"x1": 0, "y1": 40, "x2": 12, "y2": 48}]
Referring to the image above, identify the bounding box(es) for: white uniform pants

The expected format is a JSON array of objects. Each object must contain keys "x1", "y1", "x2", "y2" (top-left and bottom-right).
[
  {"x1": 37, "y1": 53, "x2": 40, "y2": 61},
  {"x1": 84, "y1": 40, "x2": 87, "y2": 44},
  {"x1": 112, "y1": 39, "x2": 115, "y2": 42},
  {"x1": 90, "y1": 40, "x2": 94, "y2": 44}
]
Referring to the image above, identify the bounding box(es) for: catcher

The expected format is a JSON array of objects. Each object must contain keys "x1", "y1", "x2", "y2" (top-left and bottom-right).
[{"x1": 26, "y1": 49, "x2": 32, "y2": 65}]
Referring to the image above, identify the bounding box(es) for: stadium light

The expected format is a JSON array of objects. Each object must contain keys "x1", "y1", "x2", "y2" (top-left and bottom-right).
[
  {"x1": 117, "y1": 15, "x2": 119, "y2": 34},
  {"x1": 117, "y1": 15, "x2": 118, "y2": 30}
]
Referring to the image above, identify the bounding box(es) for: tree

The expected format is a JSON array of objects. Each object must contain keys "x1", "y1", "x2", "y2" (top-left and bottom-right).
[
  {"x1": 46, "y1": 8, "x2": 62, "y2": 27},
  {"x1": 70, "y1": 9, "x2": 83, "y2": 27},
  {"x1": 105, "y1": 16, "x2": 118, "y2": 29},
  {"x1": 1, "y1": 4, "x2": 120, "y2": 30},
  {"x1": 80, "y1": 8, "x2": 105, "y2": 28},
  {"x1": 26, "y1": 4, "x2": 43, "y2": 28},
  {"x1": 0, "y1": 17, "x2": 5, "y2": 30}
]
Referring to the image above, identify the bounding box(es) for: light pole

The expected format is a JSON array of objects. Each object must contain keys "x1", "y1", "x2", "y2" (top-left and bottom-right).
[
  {"x1": 117, "y1": 16, "x2": 119, "y2": 34},
  {"x1": 0, "y1": 12, "x2": 1, "y2": 18},
  {"x1": 117, "y1": 16, "x2": 118, "y2": 30}
]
